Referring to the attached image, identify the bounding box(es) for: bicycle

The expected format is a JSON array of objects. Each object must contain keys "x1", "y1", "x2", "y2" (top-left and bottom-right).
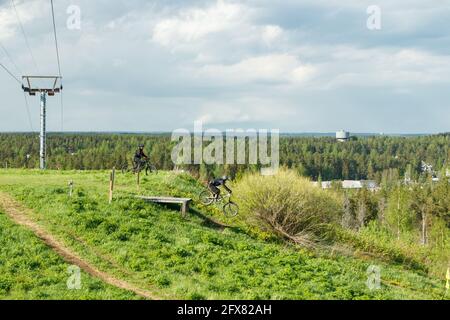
[
  {"x1": 120, "y1": 158, "x2": 157, "y2": 175},
  {"x1": 199, "y1": 189, "x2": 239, "y2": 217}
]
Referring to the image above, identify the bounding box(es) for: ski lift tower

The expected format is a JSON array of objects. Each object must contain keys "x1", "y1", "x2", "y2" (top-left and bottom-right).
[{"x1": 22, "y1": 76, "x2": 63, "y2": 170}]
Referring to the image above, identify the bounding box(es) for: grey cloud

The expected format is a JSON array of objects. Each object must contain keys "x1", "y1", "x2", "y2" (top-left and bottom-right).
[{"x1": 0, "y1": 0, "x2": 449, "y2": 133}]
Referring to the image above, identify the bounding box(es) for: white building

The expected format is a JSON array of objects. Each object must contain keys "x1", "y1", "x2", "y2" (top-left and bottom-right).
[
  {"x1": 342, "y1": 180, "x2": 363, "y2": 189},
  {"x1": 336, "y1": 130, "x2": 350, "y2": 142},
  {"x1": 314, "y1": 180, "x2": 378, "y2": 191}
]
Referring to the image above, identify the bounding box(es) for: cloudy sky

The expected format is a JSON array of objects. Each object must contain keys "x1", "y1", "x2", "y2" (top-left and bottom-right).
[{"x1": 0, "y1": 0, "x2": 449, "y2": 133}]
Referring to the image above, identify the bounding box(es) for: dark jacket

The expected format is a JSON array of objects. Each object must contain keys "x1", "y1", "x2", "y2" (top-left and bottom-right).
[
  {"x1": 134, "y1": 148, "x2": 148, "y2": 160},
  {"x1": 209, "y1": 178, "x2": 232, "y2": 193},
  {"x1": 211, "y1": 178, "x2": 226, "y2": 187}
]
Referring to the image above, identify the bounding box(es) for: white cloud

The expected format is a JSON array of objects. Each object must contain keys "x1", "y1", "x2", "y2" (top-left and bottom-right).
[
  {"x1": 152, "y1": 0, "x2": 246, "y2": 47},
  {"x1": 261, "y1": 25, "x2": 283, "y2": 46},
  {"x1": 197, "y1": 54, "x2": 316, "y2": 85},
  {"x1": 194, "y1": 97, "x2": 296, "y2": 126},
  {"x1": 0, "y1": 9, "x2": 16, "y2": 40},
  {"x1": 324, "y1": 46, "x2": 450, "y2": 88},
  {"x1": 151, "y1": 0, "x2": 286, "y2": 54},
  {"x1": 0, "y1": 0, "x2": 42, "y2": 41}
]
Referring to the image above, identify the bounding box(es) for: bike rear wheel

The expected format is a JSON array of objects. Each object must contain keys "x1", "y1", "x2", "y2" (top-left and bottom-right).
[
  {"x1": 199, "y1": 190, "x2": 215, "y2": 206},
  {"x1": 223, "y1": 202, "x2": 239, "y2": 217}
]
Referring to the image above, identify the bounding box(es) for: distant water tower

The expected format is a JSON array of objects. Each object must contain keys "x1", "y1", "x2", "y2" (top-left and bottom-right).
[{"x1": 336, "y1": 130, "x2": 350, "y2": 142}]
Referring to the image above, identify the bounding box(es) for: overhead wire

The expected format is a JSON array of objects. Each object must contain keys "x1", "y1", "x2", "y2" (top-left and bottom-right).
[
  {"x1": 50, "y1": 0, "x2": 64, "y2": 132},
  {"x1": 50, "y1": 0, "x2": 61, "y2": 77},
  {"x1": 0, "y1": 42, "x2": 34, "y2": 131},
  {"x1": 0, "y1": 61, "x2": 21, "y2": 84},
  {"x1": 0, "y1": 59, "x2": 34, "y2": 131},
  {"x1": 59, "y1": 92, "x2": 64, "y2": 132},
  {"x1": 0, "y1": 42, "x2": 21, "y2": 75},
  {"x1": 22, "y1": 92, "x2": 34, "y2": 132},
  {"x1": 10, "y1": 0, "x2": 40, "y2": 74}
]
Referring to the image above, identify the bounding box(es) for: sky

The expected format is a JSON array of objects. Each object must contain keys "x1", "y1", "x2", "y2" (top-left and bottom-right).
[{"x1": 0, "y1": 0, "x2": 450, "y2": 133}]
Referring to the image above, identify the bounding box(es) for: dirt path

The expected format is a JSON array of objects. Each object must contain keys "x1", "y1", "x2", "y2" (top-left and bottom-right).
[{"x1": 0, "y1": 192, "x2": 159, "y2": 300}]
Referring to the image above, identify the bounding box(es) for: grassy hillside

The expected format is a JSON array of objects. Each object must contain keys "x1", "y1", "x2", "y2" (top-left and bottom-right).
[
  {"x1": 0, "y1": 210, "x2": 139, "y2": 300},
  {"x1": 0, "y1": 169, "x2": 448, "y2": 300}
]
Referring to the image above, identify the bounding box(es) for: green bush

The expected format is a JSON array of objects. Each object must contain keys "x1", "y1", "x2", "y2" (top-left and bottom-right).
[
  {"x1": 234, "y1": 169, "x2": 343, "y2": 246},
  {"x1": 0, "y1": 276, "x2": 12, "y2": 294}
]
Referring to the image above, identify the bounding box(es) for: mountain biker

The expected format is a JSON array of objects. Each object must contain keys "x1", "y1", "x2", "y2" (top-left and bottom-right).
[
  {"x1": 208, "y1": 176, "x2": 232, "y2": 199},
  {"x1": 133, "y1": 144, "x2": 148, "y2": 171}
]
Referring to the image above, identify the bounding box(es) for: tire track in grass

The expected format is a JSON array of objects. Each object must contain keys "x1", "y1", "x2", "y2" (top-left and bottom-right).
[{"x1": 0, "y1": 192, "x2": 160, "y2": 300}]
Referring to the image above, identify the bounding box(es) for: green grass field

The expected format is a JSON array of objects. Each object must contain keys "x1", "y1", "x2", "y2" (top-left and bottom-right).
[
  {"x1": 0, "y1": 169, "x2": 448, "y2": 300},
  {"x1": 0, "y1": 210, "x2": 139, "y2": 300}
]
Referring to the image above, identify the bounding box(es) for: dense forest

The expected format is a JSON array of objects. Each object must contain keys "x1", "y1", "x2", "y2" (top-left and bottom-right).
[{"x1": 0, "y1": 133, "x2": 449, "y2": 182}]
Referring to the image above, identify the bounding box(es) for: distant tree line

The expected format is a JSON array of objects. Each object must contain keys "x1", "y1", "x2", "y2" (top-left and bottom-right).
[{"x1": 0, "y1": 133, "x2": 449, "y2": 182}]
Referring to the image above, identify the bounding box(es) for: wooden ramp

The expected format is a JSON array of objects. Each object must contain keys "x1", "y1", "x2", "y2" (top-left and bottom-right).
[{"x1": 136, "y1": 196, "x2": 192, "y2": 217}]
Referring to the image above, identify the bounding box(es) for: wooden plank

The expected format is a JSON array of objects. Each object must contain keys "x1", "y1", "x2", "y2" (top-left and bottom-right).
[
  {"x1": 136, "y1": 196, "x2": 191, "y2": 203},
  {"x1": 136, "y1": 196, "x2": 192, "y2": 217},
  {"x1": 139, "y1": 196, "x2": 191, "y2": 200}
]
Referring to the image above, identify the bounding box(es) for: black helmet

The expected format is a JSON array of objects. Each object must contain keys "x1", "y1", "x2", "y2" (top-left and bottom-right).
[{"x1": 138, "y1": 144, "x2": 144, "y2": 148}]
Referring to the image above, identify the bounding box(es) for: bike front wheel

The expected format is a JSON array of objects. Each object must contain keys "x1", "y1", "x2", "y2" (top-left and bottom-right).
[
  {"x1": 223, "y1": 202, "x2": 239, "y2": 217},
  {"x1": 199, "y1": 190, "x2": 215, "y2": 206}
]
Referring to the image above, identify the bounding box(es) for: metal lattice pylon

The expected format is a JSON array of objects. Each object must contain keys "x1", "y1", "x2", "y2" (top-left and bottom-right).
[{"x1": 22, "y1": 75, "x2": 63, "y2": 170}]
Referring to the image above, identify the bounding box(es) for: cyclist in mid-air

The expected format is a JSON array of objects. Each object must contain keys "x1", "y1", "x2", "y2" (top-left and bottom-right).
[
  {"x1": 208, "y1": 176, "x2": 232, "y2": 199},
  {"x1": 133, "y1": 144, "x2": 148, "y2": 171}
]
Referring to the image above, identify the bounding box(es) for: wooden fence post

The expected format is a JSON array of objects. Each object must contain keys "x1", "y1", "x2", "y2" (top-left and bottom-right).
[
  {"x1": 137, "y1": 169, "x2": 140, "y2": 189},
  {"x1": 68, "y1": 180, "x2": 74, "y2": 197},
  {"x1": 109, "y1": 168, "x2": 115, "y2": 204}
]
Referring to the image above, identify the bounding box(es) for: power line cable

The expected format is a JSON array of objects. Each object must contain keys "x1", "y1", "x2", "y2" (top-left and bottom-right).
[
  {"x1": 0, "y1": 61, "x2": 21, "y2": 84},
  {"x1": 0, "y1": 60, "x2": 34, "y2": 131},
  {"x1": 0, "y1": 47, "x2": 34, "y2": 132},
  {"x1": 50, "y1": 0, "x2": 64, "y2": 132},
  {"x1": 60, "y1": 90, "x2": 64, "y2": 132},
  {"x1": 0, "y1": 42, "x2": 22, "y2": 75},
  {"x1": 50, "y1": 0, "x2": 61, "y2": 76},
  {"x1": 10, "y1": 0, "x2": 40, "y2": 73},
  {"x1": 23, "y1": 92, "x2": 34, "y2": 131},
  {"x1": 1, "y1": 40, "x2": 34, "y2": 131}
]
